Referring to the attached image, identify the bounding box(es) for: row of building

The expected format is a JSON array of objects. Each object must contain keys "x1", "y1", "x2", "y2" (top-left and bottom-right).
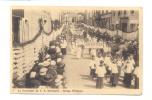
[
  {"x1": 61, "y1": 10, "x2": 139, "y2": 33},
  {"x1": 100, "y1": 10, "x2": 139, "y2": 33},
  {"x1": 88, "y1": 10, "x2": 139, "y2": 33}
]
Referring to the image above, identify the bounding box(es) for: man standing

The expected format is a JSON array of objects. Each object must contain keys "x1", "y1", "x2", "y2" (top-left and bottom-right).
[
  {"x1": 123, "y1": 59, "x2": 134, "y2": 88},
  {"x1": 95, "y1": 60, "x2": 107, "y2": 89},
  {"x1": 110, "y1": 59, "x2": 119, "y2": 87}
]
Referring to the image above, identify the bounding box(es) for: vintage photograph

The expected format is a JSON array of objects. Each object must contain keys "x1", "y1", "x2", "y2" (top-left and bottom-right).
[{"x1": 11, "y1": 6, "x2": 142, "y2": 94}]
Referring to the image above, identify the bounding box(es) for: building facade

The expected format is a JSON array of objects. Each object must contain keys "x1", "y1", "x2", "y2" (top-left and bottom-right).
[
  {"x1": 101, "y1": 10, "x2": 139, "y2": 33},
  {"x1": 12, "y1": 8, "x2": 62, "y2": 46},
  {"x1": 83, "y1": 10, "x2": 139, "y2": 33}
]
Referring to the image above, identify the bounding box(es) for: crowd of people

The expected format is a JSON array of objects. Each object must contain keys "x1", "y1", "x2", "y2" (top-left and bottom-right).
[
  {"x1": 14, "y1": 35, "x2": 68, "y2": 88},
  {"x1": 89, "y1": 52, "x2": 139, "y2": 89},
  {"x1": 13, "y1": 23, "x2": 140, "y2": 90},
  {"x1": 78, "y1": 24, "x2": 140, "y2": 89},
  {"x1": 67, "y1": 23, "x2": 140, "y2": 89}
]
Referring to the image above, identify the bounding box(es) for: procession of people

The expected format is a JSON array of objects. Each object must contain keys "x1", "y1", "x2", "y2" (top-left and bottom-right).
[
  {"x1": 68, "y1": 23, "x2": 140, "y2": 89},
  {"x1": 13, "y1": 22, "x2": 140, "y2": 90},
  {"x1": 88, "y1": 51, "x2": 139, "y2": 89}
]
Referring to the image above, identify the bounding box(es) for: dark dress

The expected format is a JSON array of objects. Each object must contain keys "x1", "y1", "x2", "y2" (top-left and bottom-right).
[
  {"x1": 96, "y1": 77, "x2": 103, "y2": 89},
  {"x1": 111, "y1": 73, "x2": 118, "y2": 87},
  {"x1": 124, "y1": 73, "x2": 132, "y2": 88}
]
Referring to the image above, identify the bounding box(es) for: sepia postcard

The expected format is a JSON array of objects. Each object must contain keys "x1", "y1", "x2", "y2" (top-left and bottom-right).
[{"x1": 11, "y1": 6, "x2": 143, "y2": 95}]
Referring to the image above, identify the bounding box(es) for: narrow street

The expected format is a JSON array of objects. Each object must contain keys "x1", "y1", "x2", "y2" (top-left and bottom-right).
[
  {"x1": 62, "y1": 23, "x2": 96, "y2": 89},
  {"x1": 64, "y1": 52, "x2": 96, "y2": 89},
  {"x1": 62, "y1": 23, "x2": 125, "y2": 89}
]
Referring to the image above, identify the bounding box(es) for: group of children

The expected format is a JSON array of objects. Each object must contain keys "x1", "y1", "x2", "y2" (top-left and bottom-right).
[
  {"x1": 68, "y1": 24, "x2": 140, "y2": 89},
  {"x1": 73, "y1": 24, "x2": 140, "y2": 89},
  {"x1": 89, "y1": 51, "x2": 140, "y2": 89}
]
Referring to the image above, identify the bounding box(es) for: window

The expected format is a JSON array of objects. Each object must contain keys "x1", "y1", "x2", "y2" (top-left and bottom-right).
[
  {"x1": 12, "y1": 9, "x2": 24, "y2": 46},
  {"x1": 118, "y1": 11, "x2": 121, "y2": 16},
  {"x1": 131, "y1": 10, "x2": 135, "y2": 15},
  {"x1": 106, "y1": 10, "x2": 108, "y2": 14},
  {"x1": 102, "y1": 10, "x2": 104, "y2": 14},
  {"x1": 112, "y1": 24, "x2": 115, "y2": 30},
  {"x1": 130, "y1": 24, "x2": 135, "y2": 32},
  {"x1": 113, "y1": 12, "x2": 115, "y2": 16},
  {"x1": 12, "y1": 16, "x2": 21, "y2": 45},
  {"x1": 124, "y1": 10, "x2": 127, "y2": 15},
  {"x1": 12, "y1": 9, "x2": 24, "y2": 17}
]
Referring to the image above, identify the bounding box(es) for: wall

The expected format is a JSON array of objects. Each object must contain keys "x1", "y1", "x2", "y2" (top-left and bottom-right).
[{"x1": 19, "y1": 9, "x2": 53, "y2": 44}]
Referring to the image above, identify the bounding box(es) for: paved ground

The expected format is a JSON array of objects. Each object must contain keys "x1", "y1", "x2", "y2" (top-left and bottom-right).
[
  {"x1": 64, "y1": 52, "x2": 96, "y2": 89},
  {"x1": 63, "y1": 48, "x2": 127, "y2": 89}
]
